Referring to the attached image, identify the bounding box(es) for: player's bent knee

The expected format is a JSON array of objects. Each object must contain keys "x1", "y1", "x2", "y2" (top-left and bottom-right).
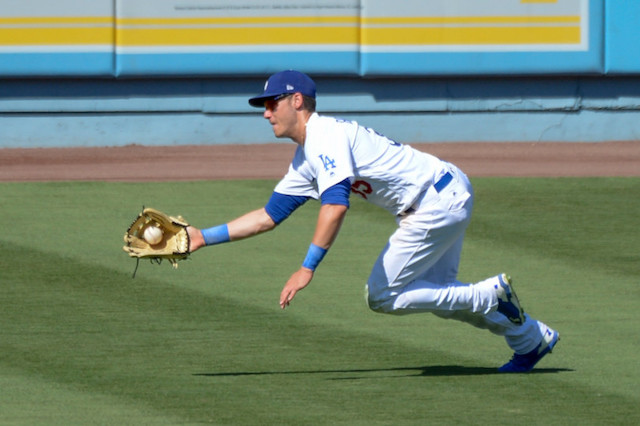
[{"x1": 365, "y1": 285, "x2": 396, "y2": 314}]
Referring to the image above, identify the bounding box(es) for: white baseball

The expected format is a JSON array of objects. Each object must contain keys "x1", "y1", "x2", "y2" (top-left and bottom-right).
[{"x1": 143, "y1": 225, "x2": 163, "y2": 245}]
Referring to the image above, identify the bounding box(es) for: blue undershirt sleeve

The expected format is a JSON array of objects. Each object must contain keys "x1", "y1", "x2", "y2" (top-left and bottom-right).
[
  {"x1": 320, "y1": 178, "x2": 351, "y2": 207},
  {"x1": 264, "y1": 192, "x2": 309, "y2": 224}
]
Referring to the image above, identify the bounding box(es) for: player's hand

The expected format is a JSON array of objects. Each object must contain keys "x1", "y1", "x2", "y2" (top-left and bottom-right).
[{"x1": 280, "y1": 267, "x2": 314, "y2": 309}]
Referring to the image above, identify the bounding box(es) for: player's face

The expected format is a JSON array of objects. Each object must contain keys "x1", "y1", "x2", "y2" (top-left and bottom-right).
[{"x1": 263, "y1": 94, "x2": 298, "y2": 140}]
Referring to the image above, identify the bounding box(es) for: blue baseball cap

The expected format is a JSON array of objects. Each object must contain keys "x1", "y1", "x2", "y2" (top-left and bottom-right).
[{"x1": 249, "y1": 70, "x2": 316, "y2": 107}]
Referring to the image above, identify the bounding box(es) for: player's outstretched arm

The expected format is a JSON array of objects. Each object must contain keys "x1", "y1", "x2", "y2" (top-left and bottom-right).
[
  {"x1": 187, "y1": 207, "x2": 276, "y2": 252},
  {"x1": 227, "y1": 207, "x2": 277, "y2": 240}
]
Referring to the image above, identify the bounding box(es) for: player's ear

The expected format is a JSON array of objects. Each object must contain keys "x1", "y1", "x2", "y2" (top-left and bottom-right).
[{"x1": 292, "y1": 92, "x2": 304, "y2": 109}]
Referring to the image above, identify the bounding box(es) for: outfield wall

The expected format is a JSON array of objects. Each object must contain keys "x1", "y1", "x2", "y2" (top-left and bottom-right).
[{"x1": 1, "y1": 0, "x2": 639, "y2": 147}]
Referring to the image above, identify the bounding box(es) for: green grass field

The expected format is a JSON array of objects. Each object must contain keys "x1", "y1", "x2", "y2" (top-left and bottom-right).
[{"x1": 1, "y1": 178, "x2": 638, "y2": 425}]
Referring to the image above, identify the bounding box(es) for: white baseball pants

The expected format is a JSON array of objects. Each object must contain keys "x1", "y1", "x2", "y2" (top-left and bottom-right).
[{"x1": 365, "y1": 165, "x2": 550, "y2": 354}]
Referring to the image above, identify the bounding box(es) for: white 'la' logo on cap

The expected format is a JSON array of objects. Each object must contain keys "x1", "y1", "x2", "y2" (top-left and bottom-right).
[{"x1": 286, "y1": 84, "x2": 294, "y2": 90}]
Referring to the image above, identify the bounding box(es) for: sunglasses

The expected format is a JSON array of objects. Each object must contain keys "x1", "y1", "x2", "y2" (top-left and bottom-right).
[{"x1": 264, "y1": 93, "x2": 293, "y2": 110}]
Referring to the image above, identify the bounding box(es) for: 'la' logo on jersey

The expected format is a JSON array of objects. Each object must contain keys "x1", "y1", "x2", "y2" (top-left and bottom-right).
[{"x1": 319, "y1": 154, "x2": 336, "y2": 172}]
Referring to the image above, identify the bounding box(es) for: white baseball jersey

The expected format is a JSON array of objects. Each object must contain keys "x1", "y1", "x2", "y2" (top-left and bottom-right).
[{"x1": 274, "y1": 113, "x2": 449, "y2": 215}]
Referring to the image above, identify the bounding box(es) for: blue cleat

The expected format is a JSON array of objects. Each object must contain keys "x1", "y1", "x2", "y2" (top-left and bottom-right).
[
  {"x1": 499, "y1": 327, "x2": 560, "y2": 373},
  {"x1": 495, "y1": 274, "x2": 525, "y2": 325}
]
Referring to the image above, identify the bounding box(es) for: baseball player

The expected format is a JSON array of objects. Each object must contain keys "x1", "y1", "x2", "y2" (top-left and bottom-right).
[{"x1": 187, "y1": 70, "x2": 559, "y2": 373}]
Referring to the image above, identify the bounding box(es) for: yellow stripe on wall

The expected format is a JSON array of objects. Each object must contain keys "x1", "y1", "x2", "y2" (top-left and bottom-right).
[
  {"x1": 115, "y1": 16, "x2": 360, "y2": 46},
  {"x1": 116, "y1": 27, "x2": 359, "y2": 46},
  {"x1": 0, "y1": 15, "x2": 581, "y2": 47},
  {"x1": 363, "y1": 26, "x2": 580, "y2": 46},
  {"x1": 0, "y1": 28, "x2": 113, "y2": 46},
  {"x1": 0, "y1": 16, "x2": 112, "y2": 46}
]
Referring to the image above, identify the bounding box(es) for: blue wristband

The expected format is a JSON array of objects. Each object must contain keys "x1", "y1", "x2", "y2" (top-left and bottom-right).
[
  {"x1": 201, "y1": 224, "x2": 230, "y2": 246},
  {"x1": 302, "y1": 243, "x2": 328, "y2": 271}
]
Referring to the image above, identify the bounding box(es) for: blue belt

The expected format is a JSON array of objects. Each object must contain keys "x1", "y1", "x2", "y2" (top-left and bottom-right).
[
  {"x1": 399, "y1": 172, "x2": 454, "y2": 216},
  {"x1": 434, "y1": 171, "x2": 453, "y2": 193}
]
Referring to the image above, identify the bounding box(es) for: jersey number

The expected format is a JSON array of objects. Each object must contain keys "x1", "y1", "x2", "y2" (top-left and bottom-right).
[{"x1": 351, "y1": 180, "x2": 372, "y2": 199}]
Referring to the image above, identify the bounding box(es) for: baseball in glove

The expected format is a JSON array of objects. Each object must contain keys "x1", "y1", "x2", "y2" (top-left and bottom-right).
[{"x1": 123, "y1": 207, "x2": 191, "y2": 277}]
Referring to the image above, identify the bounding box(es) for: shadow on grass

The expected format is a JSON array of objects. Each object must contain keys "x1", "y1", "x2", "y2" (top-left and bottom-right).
[{"x1": 195, "y1": 365, "x2": 573, "y2": 379}]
